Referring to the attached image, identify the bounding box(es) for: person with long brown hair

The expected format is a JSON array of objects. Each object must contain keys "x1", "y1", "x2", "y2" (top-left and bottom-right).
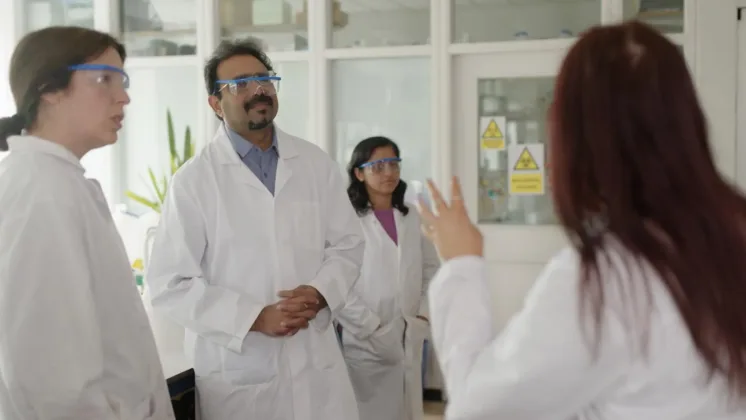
[
  {"x1": 417, "y1": 21, "x2": 746, "y2": 420},
  {"x1": 0, "y1": 27, "x2": 173, "y2": 419}
]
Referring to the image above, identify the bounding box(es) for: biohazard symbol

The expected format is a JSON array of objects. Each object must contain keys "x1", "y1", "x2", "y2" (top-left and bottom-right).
[
  {"x1": 514, "y1": 147, "x2": 539, "y2": 171},
  {"x1": 482, "y1": 120, "x2": 503, "y2": 141},
  {"x1": 481, "y1": 119, "x2": 505, "y2": 149}
]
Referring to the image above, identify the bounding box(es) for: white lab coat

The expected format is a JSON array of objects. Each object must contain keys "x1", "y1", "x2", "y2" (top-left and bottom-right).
[
  {"x1": 0, "y1": 136, "x2": 173, "y2": 420},
  {"x1": 337, "y1": 208, "x2": 440, "y2": 420},
  {"x1": 146, "y1": 127, "x2": 364, "y2": 420},
  {"x1": 429, "y1": 238, "x2": 746, "y2": 420}
]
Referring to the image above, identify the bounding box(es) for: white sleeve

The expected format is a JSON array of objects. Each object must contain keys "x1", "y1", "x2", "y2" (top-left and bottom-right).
[
  {"x1": 428, "y1": 252, "x2": 630, "y2": 420},
  {"x1": 308, "y1": 164, "x2": 365, "y2": 331},
  {"x1": 418, "y1": 231, "x2": 440, "y2": 318},
  {"x1": 0, "y1": 202, "x2": 116, "y2": 419},
  {"x1": 146, "y1": 175, "x2": 263, "y2": 353},
  {"x1": 335, "y1": 285, "x2": 382, "y2": 340}
]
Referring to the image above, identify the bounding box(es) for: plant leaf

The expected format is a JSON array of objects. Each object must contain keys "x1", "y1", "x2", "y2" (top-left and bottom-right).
[
  {"x1": 167, "y1": 110, "x2": 180, "y2": 173},
  {"x1": 148, "y1": 167, "x2": 165, "y2": 203},
  {"x1": 125, "y1": 191, "x2": 161, "y2": 213},
  {"x1": 183, "y1": 126, "x2": 193, "y2": 162}
]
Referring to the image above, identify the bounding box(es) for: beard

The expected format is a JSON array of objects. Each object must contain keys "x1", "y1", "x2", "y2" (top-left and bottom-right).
[{"x1": 244, "y1": 94, "x2": 275, "y2": 131}]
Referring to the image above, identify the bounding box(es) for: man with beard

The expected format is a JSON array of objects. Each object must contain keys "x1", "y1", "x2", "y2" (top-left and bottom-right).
[{"x1": 145, "y1": 38, "x2": 364, "y2": 420}]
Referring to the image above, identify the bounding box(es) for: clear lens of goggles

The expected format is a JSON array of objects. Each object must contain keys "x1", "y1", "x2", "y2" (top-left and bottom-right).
[
  {"x1": 359, "y1": 157, "x2": 402, "y2": 174},
  {"x1": 68, "y1": 64, "x2": 130, "y2": 90},
  {"x1": 216, "y1": 75, "x2": 281, "y2": 96}
]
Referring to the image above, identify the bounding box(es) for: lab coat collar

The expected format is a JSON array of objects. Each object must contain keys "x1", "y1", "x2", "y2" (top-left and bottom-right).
[
  {"x1": 7, "y1": 135, "x2": 85, "y2": 172},
  {"x1": 213, "y1": 124, "x2": 298, "y2": 166},
  {"x1": 224, "y1": 124, "x2": 279, "y2": 158},
  {"x1": 213, "y1": 124, "x2": 298, "y2": 195}
]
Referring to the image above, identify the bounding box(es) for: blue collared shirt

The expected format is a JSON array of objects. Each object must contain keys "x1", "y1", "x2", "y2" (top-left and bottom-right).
[{"x1": 226, "y1": 125, "x2": 279, "y2": 195}]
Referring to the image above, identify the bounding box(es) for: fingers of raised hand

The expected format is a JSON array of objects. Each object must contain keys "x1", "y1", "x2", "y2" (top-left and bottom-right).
[
  {"x1": 449, "y1": 176, "x2": 466, "y2": 212},
  {"x1": 426, "y1": 179, "x2": 448, "y2": 214}
]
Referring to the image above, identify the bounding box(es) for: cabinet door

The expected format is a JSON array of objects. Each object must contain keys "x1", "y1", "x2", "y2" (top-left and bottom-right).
[
  {"x1": 22, "y1": 0, "x2": 95, "y2": 33},
  {"x1": 454, "y1": 51, "x2": 569, "y2": 264}
]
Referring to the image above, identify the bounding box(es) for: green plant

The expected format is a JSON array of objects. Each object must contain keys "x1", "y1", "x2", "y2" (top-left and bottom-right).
[{"x1": 125, "y1": 110, "x2": 194, "y2": 213}]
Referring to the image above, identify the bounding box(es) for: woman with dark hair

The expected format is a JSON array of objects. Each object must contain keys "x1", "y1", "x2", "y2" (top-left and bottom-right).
[
  {"x1": 336, "y1": 136, "x2": 440, "y2": 420},
  {"x1": 0, "y1": 27, "x2": 173, "y2": 419},
  {"x1": 417, "y1": 21, "x2": 746, "y2": 420}
]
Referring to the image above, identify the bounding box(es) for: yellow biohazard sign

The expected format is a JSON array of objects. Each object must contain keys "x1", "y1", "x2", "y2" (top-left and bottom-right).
[
  {"x1": 479, "y1": 117, "x2": 506, "y2": 150},
  {"x1": 508, "y1": 144, "x2": 544, "y2": 196},
  {"x1": 513, "y1": 147, "x2": 539, "y2": 171}
]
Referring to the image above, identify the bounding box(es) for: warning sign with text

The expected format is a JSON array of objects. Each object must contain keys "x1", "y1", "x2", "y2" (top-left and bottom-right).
[
  {"x1": 479, "y1": 116, "x2": 506, "y2": 150},
  {"x1": 508, "y1": 144, "x2": 544, "y2": 196}
]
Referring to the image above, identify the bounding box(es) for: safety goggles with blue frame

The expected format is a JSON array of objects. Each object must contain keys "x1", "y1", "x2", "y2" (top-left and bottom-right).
[
  {"x1": 214, "y1": 72, "x2": 282, "y2": 96},
  {"x1": 67, "y1": 64, "x2": 130, "y2": 90},
  {"x1": 359, "y1": 157, "x2": 402, "y2": 174}
]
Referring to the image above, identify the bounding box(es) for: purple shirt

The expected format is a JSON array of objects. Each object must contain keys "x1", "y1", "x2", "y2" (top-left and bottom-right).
[{"x1": 374, "y1": 209, "x2": 398, "y2": 244}]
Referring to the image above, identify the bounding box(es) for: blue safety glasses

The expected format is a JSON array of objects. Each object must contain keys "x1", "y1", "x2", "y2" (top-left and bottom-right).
[
  {"x1": 359, "y1": 157, "x2": 402, "y2": 174},
  {"x1": 67, "y1": 64, "x2": 130, "y2": 90},
  {"x1": 214, "y1": 74, "x2": 281, "y2": 96}
]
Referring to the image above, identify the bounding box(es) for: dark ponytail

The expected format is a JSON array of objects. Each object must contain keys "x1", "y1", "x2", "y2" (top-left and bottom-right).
[{"x1": 0, "y1": 114, "x2": 25, "y2": 151}]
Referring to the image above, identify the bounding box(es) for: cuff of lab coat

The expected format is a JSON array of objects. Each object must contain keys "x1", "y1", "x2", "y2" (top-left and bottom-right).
[
  {"x1": 229, "y1": 302, "x2": 264, "y2": 353},
  {"x1": 417, "y1": 300, "x2": 430, "y2": 320},
  {"x1": 310, "y1": 278, "x2": 342, "y2": 316},
  {"x1": 311, "y1": 307, "x2": 332, "y2": 332}
]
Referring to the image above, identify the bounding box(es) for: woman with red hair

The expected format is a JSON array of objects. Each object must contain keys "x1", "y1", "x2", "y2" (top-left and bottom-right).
[{"x1": 418, "y1": 21, "x2": 746, "y2": 420}]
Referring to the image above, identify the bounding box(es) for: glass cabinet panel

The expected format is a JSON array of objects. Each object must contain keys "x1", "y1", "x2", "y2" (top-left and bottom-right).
[
  {"x1": 624, "y1": 0, "x2": 684, "y2": 34},
  {"x1": 120, "y1": 66, "x2": 201, "y2": 213},
  {"x1": 332, "y1": 58, "x2": 431, "y2": 195},
  {"x1": 120, "y1": 0, "x2": 197, "y2": 57},
  {"x1": 330, "y1": 0, "x2": 430, "y2": 48},
  {"x1": 272, "y1": 61, "x2": 310, "y2": 139},
  {"x1": 24, "y1": 0, "x2": 94, "y2": 33},
  {"x1": 220, "y1": 0, "x2": 308, "y2": 52},
  {"x1": 453, "y1": 0, "x2": 601, "y2": 43},
  {"x1": 477, "y1": 77, "x2": 555, "y2": 225}
]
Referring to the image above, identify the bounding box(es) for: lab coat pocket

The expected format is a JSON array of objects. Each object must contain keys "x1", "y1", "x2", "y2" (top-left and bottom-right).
[
  {"x1": 220, "y1": 334, "x2": 279, "y2": 385},
  {"x1": 197, "y1": 374, "x2": 285, "y2": 419},
  {"x1": 368, "y1": 318, "x2": 406, "y2": 365}
]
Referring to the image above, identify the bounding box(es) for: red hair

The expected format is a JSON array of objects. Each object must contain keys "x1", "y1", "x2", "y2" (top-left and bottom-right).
[{"x1": 551, "y1": 20, "x2": 746, "y2": 395}]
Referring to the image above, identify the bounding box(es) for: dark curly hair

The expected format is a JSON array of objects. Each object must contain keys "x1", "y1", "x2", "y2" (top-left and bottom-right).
[{"x1": 346, "y1": 136, "x2": 409, "y2": 217}]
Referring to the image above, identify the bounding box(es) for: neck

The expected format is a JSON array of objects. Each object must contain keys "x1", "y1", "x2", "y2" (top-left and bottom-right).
[
  {"x1": 28, "y1": 124, "x2": 89, "y2": 159},
  {"x1": 368, "y1": 192, "x2": 393, "y2": 211},
  {"x1": 242, "y1": 125, "x2": 274, "y2": 151}
]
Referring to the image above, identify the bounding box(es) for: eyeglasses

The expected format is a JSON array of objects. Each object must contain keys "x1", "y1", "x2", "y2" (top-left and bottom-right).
[
  {"x1": 67, "y1": 64, "x2": 130, "y2": 90},
  {"x1": 215, "y1": 72, "x2": 282, "y2": 96},
  {"x1": 359, "y1": 157, "x2": 402, "y2": 174}
]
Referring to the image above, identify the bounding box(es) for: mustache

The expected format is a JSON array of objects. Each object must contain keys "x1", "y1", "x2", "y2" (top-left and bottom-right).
[{"x1": 244, "y1": 95, "x2": 274, "y2": 111}]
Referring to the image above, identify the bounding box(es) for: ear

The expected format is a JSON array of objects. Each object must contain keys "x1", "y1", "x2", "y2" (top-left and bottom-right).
[
  {"x1": 354, "y1": 168, "x2": 365, "y2": 182},
  {"x1": 40, "y1": 90, "x2": 64, "y2": 106},
  {"x1": 208, "y1": 95, "x2": 223, "y2": 119}
]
